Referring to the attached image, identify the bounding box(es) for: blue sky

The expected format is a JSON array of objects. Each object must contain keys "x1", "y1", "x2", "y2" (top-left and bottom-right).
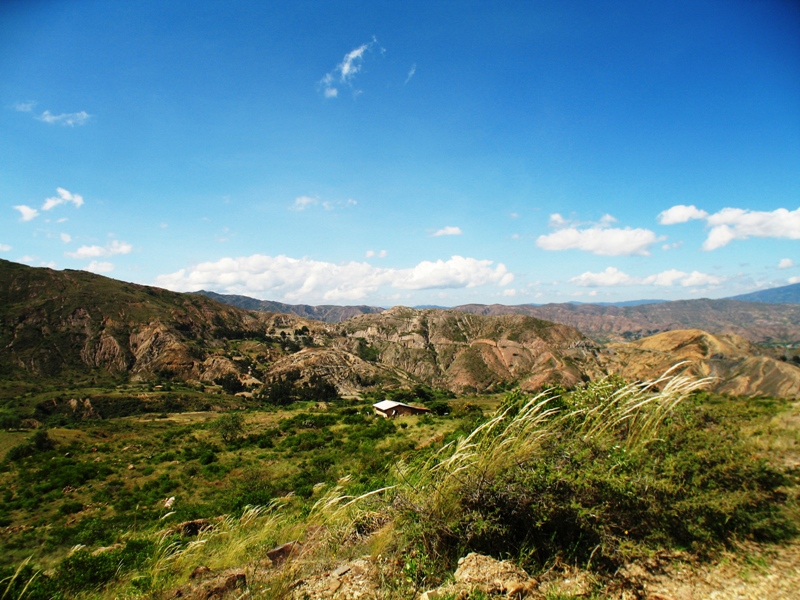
[{"x1": 1, "y1": 1, "x2": 799, "y2": 306}]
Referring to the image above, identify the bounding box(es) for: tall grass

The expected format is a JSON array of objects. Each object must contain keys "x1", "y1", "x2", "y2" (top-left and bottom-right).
[{"x1": 389, "y1": 371, "x2": 793, "y2": 573}]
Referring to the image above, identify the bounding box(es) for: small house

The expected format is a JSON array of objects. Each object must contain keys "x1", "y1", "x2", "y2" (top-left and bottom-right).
[{"x1": 372, "y1": 400, "x2": 431, "y2": 418}]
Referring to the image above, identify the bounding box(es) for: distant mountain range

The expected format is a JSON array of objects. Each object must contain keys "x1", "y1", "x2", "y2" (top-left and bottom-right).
[
  {"x1": 199, "y1": 286, "x2": 800, "y2": 344},
  {"x1": 450, "y1": 299, "x2": 800, "y2": 344},
  {"x1": 725, "y1": 282, "x2": 800, "y2": 304},
  {"x1": 3, "y1": 259, "x2": 800, "y2": 399},
  {"x1": 194, "y1": 290, "x2": 384, "y2": 322}
]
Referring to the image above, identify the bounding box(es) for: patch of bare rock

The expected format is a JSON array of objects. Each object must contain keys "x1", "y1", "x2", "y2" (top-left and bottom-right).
[
  {"x1": 171, "y1": 542, "x2": 800, "y2": 599},
  {"x1": 289, "y1": 558, "x2": 382, "y2": 599}
]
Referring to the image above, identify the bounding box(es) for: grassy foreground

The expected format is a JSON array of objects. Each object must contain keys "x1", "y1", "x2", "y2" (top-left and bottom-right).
[{"x1": 1, "y1": 373, "x2": 798, "y2": 599}]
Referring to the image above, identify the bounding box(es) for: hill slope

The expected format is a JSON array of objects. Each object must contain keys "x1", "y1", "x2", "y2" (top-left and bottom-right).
[
  {"x1": 0, "y1": 261, "x2": 598, "y2": 395},
  {"x1": 600, "y1": 329, "x2": 800, "y2": 398},
  {"x1": 0, "y1": 259, "x2": 311, "y2": 382}
]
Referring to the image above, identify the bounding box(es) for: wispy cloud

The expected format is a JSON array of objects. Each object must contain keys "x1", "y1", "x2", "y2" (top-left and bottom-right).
[
  {"x1": 13, "y1": 101, "x2": 36, "y2": 112},
  {"x1": 13, "y1": 205, "x2": 39, "y2": 222},
  {"x1": 570, "y1": 266, "x2": 724, "y2": 288},
  {"x1": 43, "y1": 187, "x2": 84, "y2": 211},
  {"x1": 13, "y1": 101, "x2": 91, "y2": 126},
  {"x1": 366, "y1": 249, "x2": 387, "y2": 258},
  {"x1": 319, "y1": 37, "x2": 379, "y2": 98},
  {"x1": 0, "y1": 243, "x2": 11, "y2": 252},
  {"x1": 291, "y1": 196, "x2": 356, "y2": 211},
  {"x1": 37, "y1": 110, "x2": 91, "y2": 126},
  {"x1": 405, "y1": 63, "x2": 416, "y2": 84},
  {"x1": 433, "y1": 226, "x2": 462, "y2": 237},
  {"x1": 291, "y1": 196, "x2": 318, "y2": 211},
  {"x1": 66, "y1": 240, "x2": 132, "y2": 259},
  {"x1": 13, "y1": 188, "x2": 84, "y2": 222},
  {"x1": 779, "y1": 258, "x2": 794, "y2": 269},
  {"x1": 60, "y1": 233, "x2": 72, "y2": 243},
  {"x1": 156, "y1": 254, "x2": 513, "y2": 303},
  {"x1": 659, "y1": 204, "x2": 800, "y2": 250}
]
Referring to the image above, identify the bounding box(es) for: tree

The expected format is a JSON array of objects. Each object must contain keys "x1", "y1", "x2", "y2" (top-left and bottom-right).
[
  {"x1": 215, "y1": 373, "x2": 245, "y2": 395},
  {"x1": 213, "y1": 412, "x2": 245, "y2": 444}
]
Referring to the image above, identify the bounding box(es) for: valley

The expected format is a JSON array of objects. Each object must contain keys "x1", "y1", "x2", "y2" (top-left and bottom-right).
[{"x1": 1, "y1": 259, "x2": 799, "y2": 599}]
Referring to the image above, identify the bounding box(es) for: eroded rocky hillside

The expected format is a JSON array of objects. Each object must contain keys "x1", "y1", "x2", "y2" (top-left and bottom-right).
[{"x1": 3, "y1": 259, "x2": 800, "y2": 399}]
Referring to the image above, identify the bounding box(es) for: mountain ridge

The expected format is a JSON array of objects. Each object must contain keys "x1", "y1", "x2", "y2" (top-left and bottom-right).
[{"x1": 3, "y1": 259, "x2": 799, "y2": 398}]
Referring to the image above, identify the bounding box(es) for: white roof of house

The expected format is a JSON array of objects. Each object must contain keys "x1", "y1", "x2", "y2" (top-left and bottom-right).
[{"x1": 373, "y1": 400, "x2": 405, "y2": 411}]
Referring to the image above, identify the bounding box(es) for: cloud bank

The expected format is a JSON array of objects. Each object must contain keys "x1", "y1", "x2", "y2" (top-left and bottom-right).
[
  {"x1": 156, "y1": 254, "x2": 513, "y2": 303},
  {"x1": 570, "y1": 267, "x2": 724, "y2": 288},
  {"x1": 659, "y1": 204, "x2": 800, "y2": 250}
]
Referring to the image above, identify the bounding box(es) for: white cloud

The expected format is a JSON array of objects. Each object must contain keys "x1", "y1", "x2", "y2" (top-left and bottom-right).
[
  {"x1": 43, "y1": 187, "x2": 84, "y2": 211},
  {"x1": 537, "y1": 226, "x2": 660, "y2": 256},
  {"x1": 394, "y1": 256, "x2": 513, "y2": 290},
  {"x1": 680, "y1": 271, "x2": 724, "y2": 287},
  {"x1": 60, "y1": 233, "x2": 72, "y2": 243},
  {"x1": 14, "y1": 101, "x2": 36, "y2": 112},
  {"x1": 365, "y1": 250, "x2": 387, "y2": 258},
  {"x1": 156, "y1": 253, "x2": 513, "y2": 303},
  {"x1": 703, "y1": 207, "x2": 800, "y2": 250},
  {"x1": 433, "y1": 226, "x2": 462, "y2": 237},
  {"x1": 779, "y1": 258, "x2": 794, "y2": 269},
  {"x1": 570, "y1": 267, "x2": 636, "y2": 287},
  {"x1": 37, "y1": 110, "x2": 91, "y2": 126},
  {"x1": 641, "y1": 269, "x2": 687, "y2": 286},
  {"x1": 660, "y1": 205, "x2": 800, "y2": 250},
  {"x1": 0, "y1": 243, "x2": 11, "y2": 252},
  {"x1": 86, "y1": 261, "x2": 114, "y2": 273},
  {"x1": 598, "y1": 214, "x2": 617, "y2": 226},
  {"x1": 292, "y1": 196, "x2": 356, "y2": 211},
  {"x1": 405, "y1": 63, "x2": 416, "y2": 84},
  {"x1": 548, "y1": 213, "x2": 568, "y2": 227},
  {"x1": 66, "y1": 240, "x2": 132, "y2": 259},
  {"x1": 291, "y1": 196, "x2": 318, "y2": 211},
  {"x1": 789, "y1": 276, "x2": 800, "y2": 284},
  {"x1": 319, "y1": 37, "x2": 378, "y2": 98},
  {"x1": 571, "y1": 267, "x2": 724, "y2": 288},
  {"x1": 657, "y1": 204, "x2": 709, "y2": 225},
  {"x1": 14, "y1": 205, "x2": 39, "y2": 221}
]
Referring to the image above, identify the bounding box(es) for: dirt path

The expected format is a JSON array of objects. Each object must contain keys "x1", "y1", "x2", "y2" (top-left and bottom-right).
[{"x1": 630, "y1": 541, "x2": 800, "y2": 600}]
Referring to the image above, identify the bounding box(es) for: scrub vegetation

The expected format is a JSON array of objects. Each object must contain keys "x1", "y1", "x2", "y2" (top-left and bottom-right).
[{"x1": 1, "y1": 373, "x2": 796, "y2": 599}]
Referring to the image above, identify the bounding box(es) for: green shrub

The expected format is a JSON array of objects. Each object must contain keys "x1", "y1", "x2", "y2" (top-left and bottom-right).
[{"x1": 396, "y1": 380, "x2": 797, "y2": 574}]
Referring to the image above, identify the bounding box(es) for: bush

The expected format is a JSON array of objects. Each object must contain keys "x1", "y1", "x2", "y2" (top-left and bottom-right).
[{"x1": 395, "y1": 379, "x2": 797, "y2": 574}]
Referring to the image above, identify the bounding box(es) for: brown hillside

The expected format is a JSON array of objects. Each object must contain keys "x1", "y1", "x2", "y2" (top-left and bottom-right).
[
  {"x1": 339, "y1": 307, "x2": 604, "y2": 393},
  {"x1": 601, "y1": 329, "x2": 800, "y2": 398}
]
